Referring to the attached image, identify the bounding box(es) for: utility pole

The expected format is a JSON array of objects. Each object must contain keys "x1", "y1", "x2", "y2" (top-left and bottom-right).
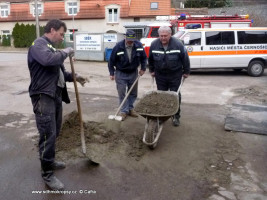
[
  {"x1": 72, "y1": 14, "x2": 74, "y2": 34},
  {"x1": 34, "y1": 0, "x2": 40, "y2": 38}
]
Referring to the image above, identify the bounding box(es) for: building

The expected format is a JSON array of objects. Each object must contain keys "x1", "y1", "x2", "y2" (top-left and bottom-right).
[{"x1": 0, "y1": 0, "x2": 171, "y2": 43}]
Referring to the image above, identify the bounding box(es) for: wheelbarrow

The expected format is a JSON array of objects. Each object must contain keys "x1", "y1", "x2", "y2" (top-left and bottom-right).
[{"x1": 134, "y1": 77, "x2": 184, "y2": 149}]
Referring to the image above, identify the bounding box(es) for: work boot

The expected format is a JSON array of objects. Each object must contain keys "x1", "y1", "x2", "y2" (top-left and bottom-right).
[
  {"x1": 42, "y1": 171, "x2": 64, "y2": 191},
  {"x1": 119, "y1": 112, "x2": 127, "y2": 121},
  {"x1": 129, "y1": 109, "x2": 138, "y2": 118},
  {"x1": 172, "y1": 116, "x2": 180, "y2": 127},
  {"x1": 51, "y1": 161, "x2": 66, "y2": 170}
]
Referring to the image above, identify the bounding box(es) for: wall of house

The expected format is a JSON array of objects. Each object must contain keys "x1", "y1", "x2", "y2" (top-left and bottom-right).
[
  {"x1": 0, "y1": 16, "x2": 155, "y2": 40},
  {"x1": 64, "y1": 18, "x2": 134, "y2": 34}
]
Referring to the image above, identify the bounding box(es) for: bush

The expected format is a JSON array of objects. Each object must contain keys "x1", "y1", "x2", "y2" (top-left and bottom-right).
[
  {"x1": 185, "y1": 0, "x2": 230, "y2": 8},
  {"x1": 2, "y1": 35, "x2": 11, "y2": 46},
  {"x1": 12, "y1": 22, "x2": 65, "y2": 48},
  {"x1": 12, "y1": 22, "x2": 45, "y2": 48}
]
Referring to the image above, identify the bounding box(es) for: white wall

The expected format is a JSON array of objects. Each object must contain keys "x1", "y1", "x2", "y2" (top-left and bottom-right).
[{"x1": 0, "y1": 17, "x2": 153, "y2": 37}]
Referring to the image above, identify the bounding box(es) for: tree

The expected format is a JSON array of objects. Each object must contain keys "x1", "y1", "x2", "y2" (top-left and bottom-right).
[
  {"x1": 185, "y1": 0, "x2": 230, "y2": 8},
  {"x1": 12, "y1": 23, "x2": 21, "y2": 47},
  {"x1": 12, "y1": 22, "x2": 45, "y2": 48}
]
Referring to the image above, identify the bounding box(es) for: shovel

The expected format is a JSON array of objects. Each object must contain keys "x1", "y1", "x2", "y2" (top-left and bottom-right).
[
  {"x1": 69, "y1": 56, "x2": 99, "y2": 165},
  {"x1": 108, "y1": 74, "x2": 141, "y2": 121}
]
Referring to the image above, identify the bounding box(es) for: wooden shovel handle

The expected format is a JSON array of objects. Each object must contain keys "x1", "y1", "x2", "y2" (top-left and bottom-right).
[{"x1": 69, "y1": 56, "x2": 86, "y2": 154}]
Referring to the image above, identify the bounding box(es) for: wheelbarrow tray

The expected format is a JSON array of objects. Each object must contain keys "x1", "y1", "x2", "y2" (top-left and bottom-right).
[{"x1": 134, "y1": 90, "x2": 179, "y2": 120}]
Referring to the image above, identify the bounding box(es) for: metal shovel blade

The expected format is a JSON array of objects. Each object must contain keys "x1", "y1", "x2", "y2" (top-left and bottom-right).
[
  {"x1": 108, "y1": 115, "x2": 122, "y2": 121},
  {"x1": 86, "y1": 155, "x2": 100, "y2": 166},
  {"x1": 108, "y1": 115, "x2": 115, "y2": 120},
  {"x1": 114, "y1": 116, "x2": 122, "y2": 121}
]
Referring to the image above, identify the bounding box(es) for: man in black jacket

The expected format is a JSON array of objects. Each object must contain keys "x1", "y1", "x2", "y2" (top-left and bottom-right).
[
  {"x1": 108, "y1": 30, "x2": 147, "y2": 121},
  {"x1": 28, "y1": 19, "x2": 88, "y2": 190},
  {"x1": 148, "y1": 26, "x2": 190, "y2": 126}
]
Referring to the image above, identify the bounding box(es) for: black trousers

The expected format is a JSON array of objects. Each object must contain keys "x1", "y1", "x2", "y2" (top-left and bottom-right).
[
  {"x1": 155, "y1": 72, "x2": 182, "y2": 119},
  {"x1": 31, "y1": 89, "x2": 62, "y2": 172}
]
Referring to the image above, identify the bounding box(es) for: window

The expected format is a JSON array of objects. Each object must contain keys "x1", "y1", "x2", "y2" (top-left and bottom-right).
[
  {"x1": 106, "y1": 4, "x2": 120, "y2": 24},
  {"x1": 65, "y1": 0, "x2": 79, "y2": 16},
  {"x1": 151, "y1": 27, "x2": 159, "y2": 37},
  {"x1": 144, "y1": 27, "x2": 150, "y2": 37},
  {"x1": 134, "y1": 17, "x2": 140, "y2": 22},
  {"x1": 238, "y1": 31, "x2": 267, "y2": 44},
  {"x1": 0, "y1": 4, "x2": 9, "y2": 17},
  {"x1": 108, "y1": 8, "x2": 118, "y2": 23},
  {"x1": 68, "y1": 29, "x2": 78, "y2": 41},
  {"x1": 182, "y1": 32, "x2": 201, "y2": 45},
  {"x1": 126, "y1": 29, "x2": 143, "y2": 40},
  {"x1": 174, "y1": 31, "x2": 185, "y2": 39},
  {"x1": 206, "y1": 31, "x2": 234, "y2": 45},
  {"x1": 150, "y1": 2, "x2": 158, "y2": 10},
  {"x1": 2, "y1": 30, "x2": 10, "y2": 35},
  {"x1": 33, "y1": 4, "x2": 43, "y2": 16},
  {"x1": 68, "y1": 2, "x2": 77, "y2": 15},
  {"x1": 30, "y1": 2, "x2": 43, "y2": 16}
]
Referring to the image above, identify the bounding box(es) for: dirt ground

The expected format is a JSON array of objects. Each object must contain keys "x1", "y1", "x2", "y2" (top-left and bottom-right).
[
  {"x1": 0, "y1": 52, "x2": 267, "y2": 200},
  {"x1": 56, "y1": 72, "x2": 267, "y2": 200}
]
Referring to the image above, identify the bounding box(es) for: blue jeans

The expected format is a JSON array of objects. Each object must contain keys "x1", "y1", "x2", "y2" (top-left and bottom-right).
[{"x1": 115, "y1": 70, "x2": 138, "y2": 114}]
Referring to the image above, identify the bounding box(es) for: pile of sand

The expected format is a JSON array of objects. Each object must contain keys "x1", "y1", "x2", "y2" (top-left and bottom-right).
[
  {"x1": 134, "y1": 91, "x2": 179, "y2": 116},
  {"x1": 55, "y1": 111, "x2": 147, "y2": 161}
]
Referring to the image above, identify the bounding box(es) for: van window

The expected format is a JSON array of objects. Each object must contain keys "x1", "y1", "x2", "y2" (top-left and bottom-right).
[
  {"x1": 206, "y1": 31, "x2": 235, "y2": 45},
  {"x1": 150, "y1": 27, "x2": 174, "y2": 38},
  {"x1": 237, "y1": 31, "x2": 267, "y2": 44},
  {"x1": 151, "y1": 27, "x2": 159, "y2": 38},
  {"x1": 144, "y1": 27, "x2": 150, "y2": 38},
  {"x1": 181, "y1": 32, "x2": 201, "y2": 45},
  {"x1": 174, "y1": 31, "x2": 185, "y2": 39}
]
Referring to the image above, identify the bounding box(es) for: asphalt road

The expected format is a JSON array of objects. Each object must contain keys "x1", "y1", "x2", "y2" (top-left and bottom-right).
[{"x1": 0, "y1": 52, "x2": 266, "y2": 200}]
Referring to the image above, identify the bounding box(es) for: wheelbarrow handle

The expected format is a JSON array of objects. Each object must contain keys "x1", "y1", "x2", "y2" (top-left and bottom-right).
[
  {"x1": 177, "y1": 76, "x2": 185, "y2": 94},
  {"x1": 151, "y1": 76, "x2": 184, "y2": 93},
  {"x1": 151, "y1": 77, "x2": 155, "y2": 91}
]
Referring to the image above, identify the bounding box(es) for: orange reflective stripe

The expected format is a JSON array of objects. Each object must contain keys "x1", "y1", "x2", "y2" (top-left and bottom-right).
[
  {"x1": 189, "y1": 50, "x2": 267, "y2": 56},
  {"x1": 189, "y1": 51, "x2": 236, "y2": 56},
  {"x1": 236, "y1": 50, "x2": 267, "y2": 54}
]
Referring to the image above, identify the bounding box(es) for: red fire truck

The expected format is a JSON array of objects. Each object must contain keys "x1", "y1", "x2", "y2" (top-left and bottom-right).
[{"x1": 140, "y1": 14, "x2": 252, "y2": 56}]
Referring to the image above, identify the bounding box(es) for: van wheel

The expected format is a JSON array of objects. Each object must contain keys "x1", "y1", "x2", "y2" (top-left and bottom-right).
[{"x1": 247, "y1": 60, "x2": 264, "y2": 77}]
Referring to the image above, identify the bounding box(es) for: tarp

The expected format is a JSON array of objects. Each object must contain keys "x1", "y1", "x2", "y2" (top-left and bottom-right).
[{"x1": 225, "y1": 104, "x2": 267, "y2": 135}]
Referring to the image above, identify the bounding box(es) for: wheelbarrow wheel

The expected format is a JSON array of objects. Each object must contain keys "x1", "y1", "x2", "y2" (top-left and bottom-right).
[{"x1": 146, "y1": 119, "x2": 158, "y2": 149}]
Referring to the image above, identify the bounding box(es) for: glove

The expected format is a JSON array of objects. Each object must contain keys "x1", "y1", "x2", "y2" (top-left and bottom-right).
[
  {"x1": 76, "y1": 74, "x2": 89, "y2": 87},
  {"x1": 62, "y1": 47, "x2": 74, "y2": 57}
]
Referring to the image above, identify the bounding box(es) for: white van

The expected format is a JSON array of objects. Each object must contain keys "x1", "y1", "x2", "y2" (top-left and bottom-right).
[{"x1": 173, "y1": 27, "x2": 267, "y2": 76}]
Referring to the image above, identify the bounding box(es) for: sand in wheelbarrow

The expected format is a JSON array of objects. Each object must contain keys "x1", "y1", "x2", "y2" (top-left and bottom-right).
[
  {"x1": 134, "y1": 92, "x2": 178, "y2": 115},
  {"x1": 55, "y1": 111, "x2": 147, "y2": 162}
]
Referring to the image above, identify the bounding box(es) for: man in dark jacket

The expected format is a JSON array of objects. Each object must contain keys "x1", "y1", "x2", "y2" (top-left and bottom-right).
[
  {"x1": 28, "y1": 19, "x2": 88, "y2": 190},
  {"x1": 148, "y1": 26, "x2": 190, "y2": 126},
  {"x1": 108, "y1": 30, "x2": 147, "y2": 121}
]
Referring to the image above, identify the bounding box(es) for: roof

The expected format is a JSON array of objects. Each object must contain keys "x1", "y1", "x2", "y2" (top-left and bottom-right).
[
  {"x1": 0, "y1": 0, "x2": 172, "y2": 22},
  {"x1": 0, "y1": 0, "x2": 129, "y2": 21},
  {"x1": 128, "y1": 0, "x2": 171, "y2": 17}
]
